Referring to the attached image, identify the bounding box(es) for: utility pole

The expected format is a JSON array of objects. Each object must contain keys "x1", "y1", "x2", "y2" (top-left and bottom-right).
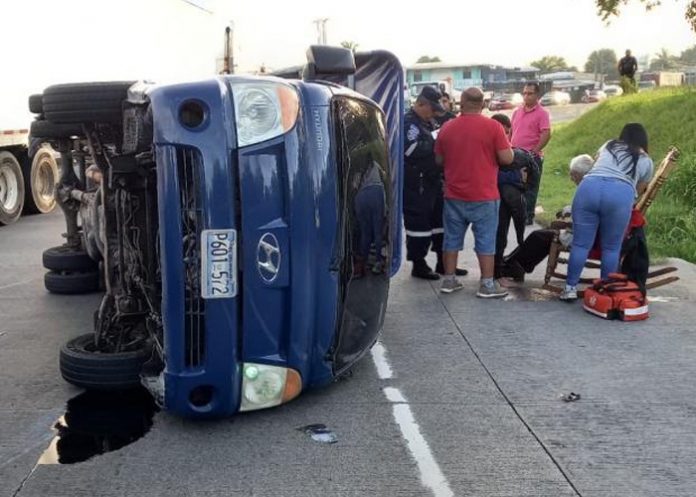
[
  {"x1": 312, "y1": 18, "x2": 329, "y2": 45},
  {"x1": 222, "y1": 21, "x2": 235, "y2": 74}
]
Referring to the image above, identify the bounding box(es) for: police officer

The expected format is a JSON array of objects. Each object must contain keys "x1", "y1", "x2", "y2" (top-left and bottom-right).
[{"x1": 404, "y1": 86, "x2": 466, "y2": 279}]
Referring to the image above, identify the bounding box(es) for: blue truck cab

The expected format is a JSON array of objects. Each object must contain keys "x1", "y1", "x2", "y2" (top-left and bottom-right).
[{"x1": 32, "y1": 47, "x2": 404, "y2": 418}]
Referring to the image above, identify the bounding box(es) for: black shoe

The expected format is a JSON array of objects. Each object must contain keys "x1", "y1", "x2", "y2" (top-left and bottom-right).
[
  {"x1": 435, "y1": 263, "x2": 468, "y2": 277},
  {"x1": 411, "y1": 261, "x2": 440, "y2": 280}
]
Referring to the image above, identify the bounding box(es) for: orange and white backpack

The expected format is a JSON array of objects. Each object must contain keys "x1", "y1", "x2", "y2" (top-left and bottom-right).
[{"x1": 582, "y1": 273, "x2": 649, "y2": 321}]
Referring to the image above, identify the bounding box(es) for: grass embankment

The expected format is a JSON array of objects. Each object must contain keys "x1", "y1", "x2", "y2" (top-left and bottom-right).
[{"x1": 538, "y1": 87, "x2": 696, "y2": 263}]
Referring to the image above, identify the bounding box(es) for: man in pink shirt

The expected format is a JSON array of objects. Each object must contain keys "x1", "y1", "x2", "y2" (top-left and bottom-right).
[{"x1": 510, "y1": 82, "x2": 551, "y2": 225}]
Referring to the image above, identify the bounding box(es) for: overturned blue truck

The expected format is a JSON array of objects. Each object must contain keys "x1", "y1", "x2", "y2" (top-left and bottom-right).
[{"x1": 30, "y1": 46, "x2": 405, "y2": 418}]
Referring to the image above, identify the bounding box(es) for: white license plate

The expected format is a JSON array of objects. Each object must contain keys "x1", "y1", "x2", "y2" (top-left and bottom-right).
[{"x1": 201, "y1": 229, "x2": 237, "y2": 299}]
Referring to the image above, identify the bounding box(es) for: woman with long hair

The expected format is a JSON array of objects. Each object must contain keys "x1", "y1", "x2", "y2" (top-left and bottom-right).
[{"x1": 560, "y1": 123, "x2": 654, "y2": 301}]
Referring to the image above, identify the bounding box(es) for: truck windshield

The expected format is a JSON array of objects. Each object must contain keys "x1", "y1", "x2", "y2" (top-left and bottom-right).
[{"x1": 331, "y1": 96, "x2": 391, "y2": 373}]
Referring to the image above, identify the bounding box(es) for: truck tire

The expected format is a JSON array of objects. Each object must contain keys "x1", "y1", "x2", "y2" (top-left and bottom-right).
[
  {"x1": 44, "y1": 270, "x2": 100, "y2": 294},
  {"x1": 60, "y1": 333, "x2": 151, "y2": 391},
  {"x1": 0, "y1": 151, "x2": 25, "y2": 225},
  {"x1": 28, "y1": 94, "x2": 43, "y2": 114},
  {"x1": 29, "y1": 119, "x2": 82, "y2": 140},
  {"x1": 23, "y1": 146, "x2": 59, "y2": 214},
  {"x1": 43, "y1": 245, "x2": 97, "y2": 272},
  {"x1": 42, "y1": 81, "x2": 136, "y2": 124}
]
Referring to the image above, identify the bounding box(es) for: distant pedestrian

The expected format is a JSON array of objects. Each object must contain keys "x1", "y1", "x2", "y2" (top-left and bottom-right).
[
  {"x1": 618, "y1": 49, "x2": 638, "y2": 85},
  {"x1": 510, "y1": 82, "x2": 551, "y2": 225},
  {"x1": 435, "y1": 88, "x2": 514, "y2": 297}
]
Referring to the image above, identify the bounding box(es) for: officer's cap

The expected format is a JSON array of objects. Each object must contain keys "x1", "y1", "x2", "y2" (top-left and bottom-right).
[{"x1": 418, "y1": 86, "x2": 445, "y2": 112}]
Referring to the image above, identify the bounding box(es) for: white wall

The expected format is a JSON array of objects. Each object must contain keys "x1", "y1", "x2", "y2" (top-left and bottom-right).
[{"x1": 1, "y1": 0, "x2": 226, "y2": 129}]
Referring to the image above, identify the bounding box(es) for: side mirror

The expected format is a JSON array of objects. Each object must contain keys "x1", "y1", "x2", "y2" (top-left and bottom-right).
[{"x1": 303, "y1": 45, "x2": 356, "y2": 80}]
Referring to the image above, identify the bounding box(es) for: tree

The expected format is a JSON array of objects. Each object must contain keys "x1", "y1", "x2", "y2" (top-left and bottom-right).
[
  {"x1": 340, "y1": 40, "x2": 359, "y2": 53},
  {"x1": 529, "y1": 55, "x2": 573, "y2": 73},
  {"x1": 649, "y1": 48, "x2": 680, "y2": 70},
  {"x1": 594, "y1": 0, "x2": 696, "y2": 33},
  {"x1": 416, "y1": 55, "x2": 441, "y2": 63},
  {"x1": 679, "y1": 44, "x2": 696, "y2": 65},
  {"x1": 584, "y1": 49, "x2": 619, "y2": 79}
]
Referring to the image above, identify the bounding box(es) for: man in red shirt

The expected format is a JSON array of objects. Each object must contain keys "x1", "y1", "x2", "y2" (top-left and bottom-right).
[
  {"x1": 435, "y1": 88, "x2": 514, "y2": 297},
  {"x1": 510, "y1": 82, "x2": 551, "y2": 225}
]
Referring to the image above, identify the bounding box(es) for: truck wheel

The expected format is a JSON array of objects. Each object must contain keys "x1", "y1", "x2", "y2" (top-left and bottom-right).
[
  {"x1": 43, "y1": 245, "x2": 98, "y2": 272},
  {"x1": 42, "y1": 81, "x2": 136, "y2": 124},
  {"x1": 44, "y1": 270, "x2": 100, "y2": 294},
  {"x1": 0, "y1": 151, "x2": 25, "y2": 225},
  {"x1": 28, "y1": 94, "x2": 43, "y2": 114},
  {"x1": 29, "y1": 119, "x2": 82, "y2": 140},
  {"x1": 23, "y1": 146, "x2": 59, "y2": 214},
  {"x1": 60, "y1": 334, "x2": 151, "y2": 391}
]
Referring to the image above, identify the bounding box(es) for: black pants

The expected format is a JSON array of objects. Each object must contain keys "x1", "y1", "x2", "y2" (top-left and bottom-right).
[
  {"x1": 524, "y1": 156, "x2": 543, "y2": 221},
  {"x1": 503, "y1": 229, "x2": 555, "y2": 274},
  {"x1": 496, "y1": 184, "x2": 527, "y2": 266},
  {"x1": 403, "y1": 184, "x2": 443, "y2": 262}
]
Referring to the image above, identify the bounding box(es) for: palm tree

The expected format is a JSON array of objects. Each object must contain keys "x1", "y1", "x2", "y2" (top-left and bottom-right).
[
  {"x1": 650, "y1": 48, "x2": 678, "y2": 71},
  {"x1": 340, "y1": 41, "x2": 359, "y2": 53}
]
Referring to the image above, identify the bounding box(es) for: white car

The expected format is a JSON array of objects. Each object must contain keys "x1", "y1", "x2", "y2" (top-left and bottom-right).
[
  {"x1": 540, "y1": 90, "x2": 571, "y2": 106},
  {"x1": 603, "y1": 85, "x2": 624, "y2": 97}
]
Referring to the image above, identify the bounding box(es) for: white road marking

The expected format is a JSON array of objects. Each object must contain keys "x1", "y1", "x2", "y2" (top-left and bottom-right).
[
  {"x1": 0, "y1": 278, "x2": 35, "y2": 291},
  {"x1": 370, "y1": 341, "x2": 393, "y2": 379},
  {"x1": 371, "y1": 343, "x2": 454, "y2": 497}
]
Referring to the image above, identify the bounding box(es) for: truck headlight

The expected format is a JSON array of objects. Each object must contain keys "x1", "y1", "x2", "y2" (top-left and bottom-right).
[
  {"x1": 239, "y1": 363, "x2": 302, "y2": 412},
  {"x1": 231, "y1": 81, "x2": 299, "y2": 147}
]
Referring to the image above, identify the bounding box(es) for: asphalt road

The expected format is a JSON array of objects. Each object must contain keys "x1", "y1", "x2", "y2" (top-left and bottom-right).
[{"x1": 1, "y1": 210, "x2": 695, "y2": 497}]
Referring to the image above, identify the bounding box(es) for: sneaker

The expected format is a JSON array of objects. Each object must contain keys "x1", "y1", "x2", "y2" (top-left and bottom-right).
[
  {"x1": 559, "y1": 286, "x2": 578, "y2": 302},
  {"x1": 440, "y1": 278, "x2": 464, "y2": 294},
  {"x1": 476, "y1": 280, "x2": 508, "y2": 299}
]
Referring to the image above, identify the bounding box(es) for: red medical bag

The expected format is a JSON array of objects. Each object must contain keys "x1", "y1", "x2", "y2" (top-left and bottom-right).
[{"x1": 582, "y1": 273, "x2": 649, "y2": 321}]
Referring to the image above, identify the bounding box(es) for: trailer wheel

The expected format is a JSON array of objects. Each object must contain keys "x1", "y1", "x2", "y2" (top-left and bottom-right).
[
  {"x1": 42, "y1": 81, "x2": 136, "y2": 124},
  {"x1": 23, "y1": 146, "x2": 59, "y2": 214},
  {"x1": 28, "y1": 94, "x2": 43, "y2": 115},
  {"x1": 44, "y1": 270, "x2": 100, "y2": 294},
  {"x1": 0, "y1": 151, "x2": 25, "y2": 225},
  {"x1": 43, "y1": 245, "x2": 97, "y2": 272},
  {"x1": 60, "y1": 333, "x2": 151, "y2": 391},
  {"x1": 29, "y1": 119, "x2": 82, "y2": 140}
]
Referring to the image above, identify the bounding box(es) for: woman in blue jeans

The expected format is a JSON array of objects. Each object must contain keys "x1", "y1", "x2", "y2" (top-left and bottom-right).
[{"x1": 560, "y1": 123, "x2": 654, "y2": 301}]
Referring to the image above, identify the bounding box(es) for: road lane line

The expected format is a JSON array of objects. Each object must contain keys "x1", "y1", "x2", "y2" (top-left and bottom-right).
[
  {"x1": 0, "y1": 278, "x2": 36, "y2": 291},
  {"x1": 372, "y1": 345, "x2": 454, "y2": 497},
  {"x1": 370, "y1": 341, "x2": 393, "y2": 379}
]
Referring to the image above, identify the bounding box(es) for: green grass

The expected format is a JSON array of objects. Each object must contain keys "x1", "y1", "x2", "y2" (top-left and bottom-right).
[{"x1": 538, "y1": 87, "x2": 696, "y2": 263}]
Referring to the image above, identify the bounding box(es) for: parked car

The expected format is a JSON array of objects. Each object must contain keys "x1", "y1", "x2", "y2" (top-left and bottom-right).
[
  {"x1": 638, "y1": 80, "x2": 657, "y2": 92},
  {"x1": 488, "y1": 93, "x2": 523, "y2": 111},
  {"x1": 581, "y1": 89, "x2": 607, "y2": 103},
  {"x1": 540, "y1": 90, "x2": 571, "y2": 106},
  {"x1": 603, "y1": 84, "x2": 624, "y2": 97},
  {"x1": 29, "y1": 46, "x2": 405, "y2": 418}
]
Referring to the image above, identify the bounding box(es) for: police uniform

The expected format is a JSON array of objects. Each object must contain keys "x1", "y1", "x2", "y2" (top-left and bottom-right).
[{"x1": 403, "y1": 108, "x2": 444, "y2": 278}]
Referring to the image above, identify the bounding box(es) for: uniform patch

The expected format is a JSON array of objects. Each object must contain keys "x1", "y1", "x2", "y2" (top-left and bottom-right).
[{"x1": 406, "y1": 124, "x2": 420, "y2": 142}]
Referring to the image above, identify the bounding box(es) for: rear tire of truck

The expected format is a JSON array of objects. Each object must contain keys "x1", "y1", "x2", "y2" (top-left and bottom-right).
[
  {"x1": 42, "y1": 81, "x2": 136, "y2": 124},
  {"x1": 23, "y1": 146, "x2": 59, "y2": 214},
  {"x1": 28, "y1": 94, "x2": 43, "y2": 115},
  {"x1": 43, "y1": 245, "x2": 98, "y2": 272},
  {"x1": 60, "y1": 334, "x2": 151, "y2": 391},
  {"x1": 44, "y1": 270, "x2": 100, "y2": 294},
  {"x1": 0, "y1": 151, "x2": 25, "y2": 225},
  {"x1": 29, "y1": 119, "x2": 83, "y2": 140}
]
